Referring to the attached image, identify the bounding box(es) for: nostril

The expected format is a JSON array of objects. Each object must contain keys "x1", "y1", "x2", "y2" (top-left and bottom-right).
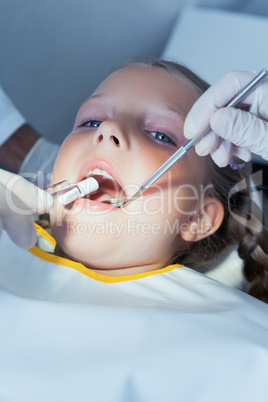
[
  {"x1": 111, "y1": 136, "x2": 120, "y2": 146},
  {"x1": 97, "y1": 134, "x2": 103, "y2": 144}
]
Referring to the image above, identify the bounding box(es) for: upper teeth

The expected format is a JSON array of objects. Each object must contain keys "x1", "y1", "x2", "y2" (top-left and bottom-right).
[{"x1": 86, "y1": 168, "x2": 115, "y2": 181}]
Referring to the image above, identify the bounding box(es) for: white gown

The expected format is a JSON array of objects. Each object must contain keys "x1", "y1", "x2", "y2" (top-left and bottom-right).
[{"x1": 0, "y1": 224, "x2": 268, "y2": 402}]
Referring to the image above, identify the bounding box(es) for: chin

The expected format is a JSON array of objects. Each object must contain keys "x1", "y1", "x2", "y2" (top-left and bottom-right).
[{"x1": 52, "y1": 225, "x2": 119, "y2": 265}]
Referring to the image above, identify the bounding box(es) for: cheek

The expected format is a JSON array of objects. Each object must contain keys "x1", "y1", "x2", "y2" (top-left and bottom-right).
[
  {"x1": 141, "y1": 152, "x2": 205, "y2": 218},
  {"x1": 131, "y1": 144, "x2": 174, "y2": 180},
  {"x1": 51, "y1": 134, "x2": 83, "y2": 182},
  {"x1": 139, "y1": 184, "x2": 199, "y2": 221}
]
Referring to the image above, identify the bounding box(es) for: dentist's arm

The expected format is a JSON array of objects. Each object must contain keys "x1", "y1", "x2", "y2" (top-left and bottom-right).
[
  {"x1": 0, "y1": 169, "x2": 53, "y2": 248},
  {"x1": 0, "y1": 85, "x2": 59, "y2": 187},
  {"x1": 0, "y1": 124, "x2": 39, "y2": 172},
  {"x1": 0, "y1": 84, "x2": 38, "y2": 172},
  {"x1": 184, "y1": 71, "x2": 268, "y2": 167}
]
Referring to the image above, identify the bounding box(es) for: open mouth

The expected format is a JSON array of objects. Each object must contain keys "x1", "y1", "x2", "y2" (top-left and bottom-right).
[{"x1": 81, "y1": 168, "x2": 126, "y2": 203}]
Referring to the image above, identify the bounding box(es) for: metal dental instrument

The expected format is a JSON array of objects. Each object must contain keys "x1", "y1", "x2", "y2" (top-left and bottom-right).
[{"x1": 102, "y1": 69, "x2": 268, "y2": 208}]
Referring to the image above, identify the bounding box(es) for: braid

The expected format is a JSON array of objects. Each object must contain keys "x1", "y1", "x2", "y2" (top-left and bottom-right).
[{"x1": 228, "y1": 192, "x2": 268, "y2": 302}]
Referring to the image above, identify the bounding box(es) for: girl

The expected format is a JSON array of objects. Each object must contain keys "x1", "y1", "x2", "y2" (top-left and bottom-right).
[
  {"x1": 0, "y1": 60, "x2": 268, "y2": 402},
  {"x1": 50, "y1": 60, "x2": 268, "y2": 300}
]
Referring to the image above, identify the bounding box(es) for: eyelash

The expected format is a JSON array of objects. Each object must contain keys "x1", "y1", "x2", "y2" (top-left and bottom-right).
[
  {"x1": 148, "y1": 131, "x2": 175, "y2": 145},
  {"x1": 80, "y1": 120, "x2": 102, "y2": 128},
  {"x1": 79, "y1": 120, "x2": 176, "y2": 146}
]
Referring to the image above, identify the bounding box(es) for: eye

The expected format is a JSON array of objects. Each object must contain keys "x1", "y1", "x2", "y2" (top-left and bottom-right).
[
  {"x1": 80, "y1": 120, "x2": 102, "y2": 128},
  {"x1": 148, "y1": 131, "x2": 175, "y2": 145}
]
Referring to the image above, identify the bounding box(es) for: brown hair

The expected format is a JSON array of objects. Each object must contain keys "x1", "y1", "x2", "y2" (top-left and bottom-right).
[{"x1": 116, "y1": 59, "x2": 268, "y2": 302}]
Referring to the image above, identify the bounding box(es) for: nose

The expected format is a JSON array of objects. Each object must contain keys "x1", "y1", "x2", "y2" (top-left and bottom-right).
[{"x1": 92, "y1": 119, "x2": 130, "y2": 150}]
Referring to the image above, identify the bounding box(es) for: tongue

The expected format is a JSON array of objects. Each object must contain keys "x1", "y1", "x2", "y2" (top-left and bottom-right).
[
  {"x1": 85, "y1": 175, "x2": 123, "y2": 201},
  {"x1": 87, "y1": 190, "x2": 108, "y2": 202}
]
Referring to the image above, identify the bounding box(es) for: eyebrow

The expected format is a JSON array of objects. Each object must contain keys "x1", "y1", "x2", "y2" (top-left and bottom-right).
[
  {"x1": 163, "y1": 104, "x2": 188, "y2": 120},
  {"x1": 80, "y1": 94, "x2": 187, "y2": 121},
  {"x1": 80, "y1": 93, "x2": 104, "y2": 108}
]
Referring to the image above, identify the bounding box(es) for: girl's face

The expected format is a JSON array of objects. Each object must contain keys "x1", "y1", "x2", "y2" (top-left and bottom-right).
[{"x1": 50, "y1": 66, "x2": 208, "y2": 275}]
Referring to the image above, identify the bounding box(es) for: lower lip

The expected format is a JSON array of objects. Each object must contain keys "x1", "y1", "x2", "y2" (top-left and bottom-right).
[{"x1": 73, "y1": 198, "x2": 116, "y2": 211}]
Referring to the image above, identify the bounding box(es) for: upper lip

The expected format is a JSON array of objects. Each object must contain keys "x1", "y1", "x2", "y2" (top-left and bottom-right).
[{"x1": 78, "y1": 157, "x2": 125, "y2": 190}]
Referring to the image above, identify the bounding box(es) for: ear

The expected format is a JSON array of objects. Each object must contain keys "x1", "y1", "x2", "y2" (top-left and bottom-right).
[{"x1": 180, "y1": 198, "x2": 224, "y2": 242}]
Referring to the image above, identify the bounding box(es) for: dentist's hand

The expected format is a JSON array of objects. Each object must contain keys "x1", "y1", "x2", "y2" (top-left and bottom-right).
[
  {"x1": 184, "y1": 71, "x2": 268, "y2": 167},
  {"x1": 0, "y1": 169, "x2": 53, "y2": 248}
]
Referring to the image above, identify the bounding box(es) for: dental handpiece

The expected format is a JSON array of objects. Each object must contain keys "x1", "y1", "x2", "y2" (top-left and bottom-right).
[
  {"x1": 104, "y1": 69, "x2": 267, "y2": 208},
  {"x1": 46, "y1": 177, "x2": 99, "y2": 205}
]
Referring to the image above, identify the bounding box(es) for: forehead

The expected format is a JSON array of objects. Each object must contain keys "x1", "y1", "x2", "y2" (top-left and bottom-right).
[{"x1": 91, "y1": 66, "x2": 200, "y2": 116}]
